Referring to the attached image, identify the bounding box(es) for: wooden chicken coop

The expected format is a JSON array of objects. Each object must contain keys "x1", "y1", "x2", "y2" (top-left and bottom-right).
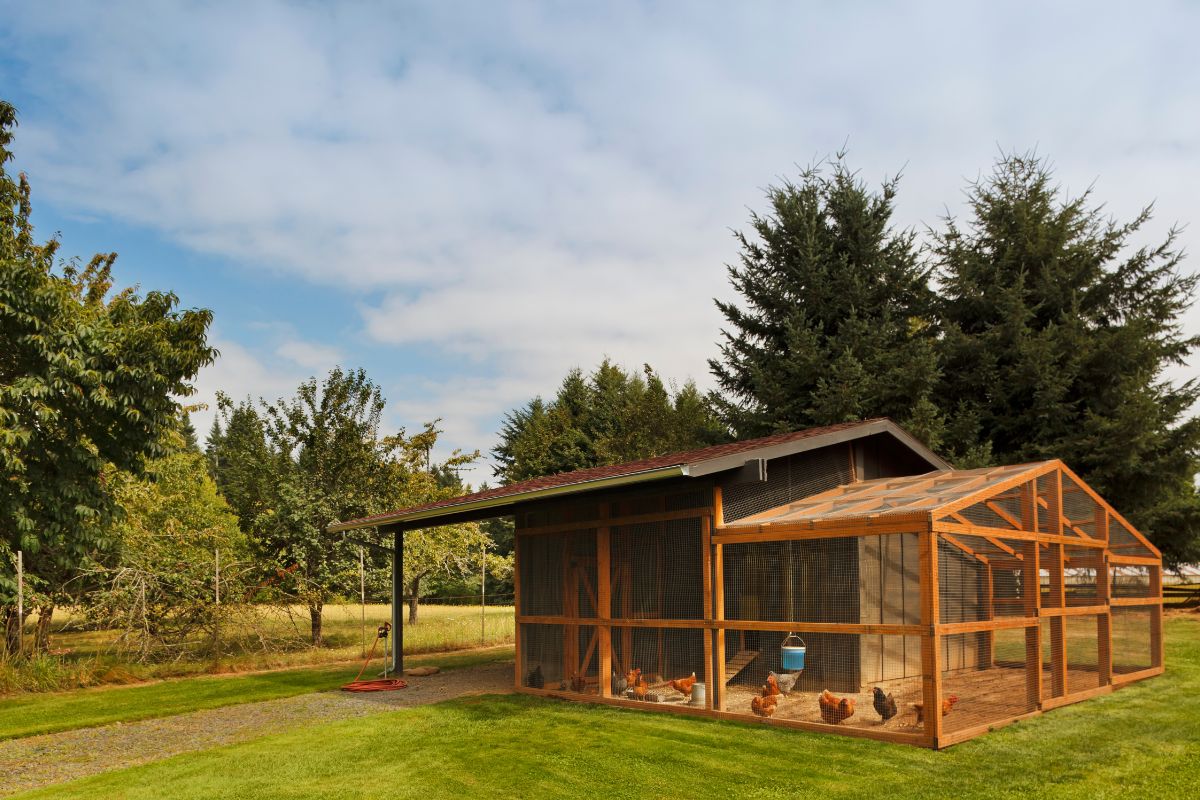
[{"x1": 331, "y1": 419, "x2": 1164, "y2": 749}]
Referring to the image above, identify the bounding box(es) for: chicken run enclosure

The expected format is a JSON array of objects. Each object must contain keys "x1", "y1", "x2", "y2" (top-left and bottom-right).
[{"x1": 332, "y1": 420, "x2": 1164, "y2": 749}]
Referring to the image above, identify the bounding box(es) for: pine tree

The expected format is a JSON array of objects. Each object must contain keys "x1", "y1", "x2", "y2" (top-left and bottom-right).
[
  {"x1": 709, "y1": 155, "x2": 942, "y2": 445},
  {"x1": 492, "y1": 360, "x2": 727, "y2": 484},
  {"x1": 935, "y1": 153, "x2": 1200, "y2": 566}
]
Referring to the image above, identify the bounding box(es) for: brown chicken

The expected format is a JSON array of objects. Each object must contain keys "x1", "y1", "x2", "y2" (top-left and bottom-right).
[
  {"x1": 750, "y1": 693, "x2": 778, "y2": 717},
  {"x1": 569, "y1": 673, "x2": 587, "y2": 693},
  {"x1": 761, "y1": 674, "x2": 781, "y2": 697},
  {"x1": 912, "y1": 695, "x2": 959, "y2": 724},
  {"x1": 818, "y1": 689, "x2": 856, "y2": 724},
  {"x1": 667, "y1": 671, "x2": 698, "y2": 697}
]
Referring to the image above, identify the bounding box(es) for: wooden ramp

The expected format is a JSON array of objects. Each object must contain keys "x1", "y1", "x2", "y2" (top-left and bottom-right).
[{"x1": 724, "y1": 650, "x2": 760, "y2": 683}]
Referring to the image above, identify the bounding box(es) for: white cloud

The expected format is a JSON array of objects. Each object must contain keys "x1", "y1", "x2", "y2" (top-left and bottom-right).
[{"x1": 6, "y1": 1, "x2": 1200, "y2": 461}]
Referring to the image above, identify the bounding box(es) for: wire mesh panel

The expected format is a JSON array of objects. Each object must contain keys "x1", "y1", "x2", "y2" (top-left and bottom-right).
[
  {"x1": 609, "y1": 626, "x2": 706, "y2": 705},
  {"x1": 1110, "y1": 566, "x2": 1154, "y2": 598},
  {"x1": 1064, "y1": 546, "x2": 1102, "y2": 606},
  {"x1": 1064, "y1": 614, "x2": 1102, "y2": 694},
  {"x1": 610, "y1": 518, "x2": 704, "y2": 621},
  {"x1": 1036, "y1": 474, "x2": 1058, "y2": 534},
  {"x1": 520, "y1": 622, "x2": 601, "y2": 694},
  {"x1": 722, "y1": 447, "x2": 853, "y2": 522},
  {"x1": 1061, "y1": 473, "x2": 1102, "y2": 539},
  {"x1": 940, "y1": 626, "x2": 1037, "y2": 735},
  {"x1": 1111, "y1": 607, "x2": 1153, "y2": 675},
  {"x1": 722, "y1": 629, "x2": 924, "y2": 732},
  {"x1": 1108, "y1": 517, "x2": 1156, "y2": 558},
  {"x1": 518, "y1": 531, "x2": 597, "y2": 618},
  {"x1": 722, "y1": 537, "x2": 863, "y2": 623},
  {"x1": 937, "y1": 534, "x2": 1032, "y2": 622}
]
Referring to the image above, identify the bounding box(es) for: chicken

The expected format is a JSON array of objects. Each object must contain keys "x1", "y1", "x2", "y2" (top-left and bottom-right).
[
  {"x1": 871, "y1": 687, "x2": 898, "y2": 721},
  {"x1": 818, "y1": 689, "x2": 856, "y2": 724},
  {"x1": 526, "y1": 665, "x2": 544, "y2": 689},
  {"x1": 768, "y1": 671, "x2": 800, "y2": 695},
  {"x1": 912, "y1": 695, "x2": 959, "y2": 724},
  {"x1": 667, "y1": 671, "x2": 698, "y2": 697},
  {"x1": 612, "y1": 670, "x2": 628, "y2": 696},
  {"x1": 623, "y1": 668, "x2": 651, "y2": 700},
  {"x1": 569, "y1": 673, "x2": 587, "y2": 693},
  {"x1": 750, "y1": 693, "x2": 778, "y2": 717},
  {"x1": 761, "y1": 674, "x2": 781, "y2": 697},
  {"x1": 624, "y1": 668, "x2": 641, "y2": 688}
]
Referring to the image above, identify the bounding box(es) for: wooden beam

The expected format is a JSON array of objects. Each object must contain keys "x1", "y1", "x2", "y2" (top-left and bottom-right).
[
  {"x1": 714, "y1": 516, "x2": 928, "y2": 543},
  {"x1": 984, "y1": 500, "x2": 1024, "y2": 531},
  {"x1": 1022, "y1": 538, "x2": 1042, "y2": 709},
  {"x1": 940, "y1": 532, "x2": 990, "y2": 564},
  {"x1": 933, "y1": 520, "x2": 1106, "y2": 548},
  {"x1": 701, "y1": 513, "x2": 713, "y2": 710},
  {"x1": 513, "y1": 534, "x2": 523, "y2": 691},
  {"x1": 1150, "y1": 565, "x2": 1164, "y2": 669},
  {"x1": 919, "y1": 525, "x2": 943, "y2": 746},
  {"x1": 1111, "y1": 665, "x2": 1164, "y2": 685},
  {"x1": 713, "y1": 484, "x2": 724, "y2": 528},
  {"x1": 713, "y1": 540, "x2": 726, "y2": 712},
  {"x1": 596, "y1": 509, "x2": 612, "y2": 699},
  {"x1": 1107, "y1": 554, "x2": 1161, "y2": 566}
]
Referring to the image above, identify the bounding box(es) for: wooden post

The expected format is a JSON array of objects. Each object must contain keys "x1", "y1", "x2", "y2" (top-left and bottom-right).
[
  {"x1": 714, "y1": 540, "x2": 726, "y2": 711},
  {"x1": 1150, "y1": 564, "x2": 1163, "y2": 669},
  {"x1": 597, "y1": 508, "x2": 612, "y2": 698},
  {"x1": 1047, "y1": 543, "x2": 1067, "y2": 697},
  {"x1": 513, "y1": 530, "x2": 523, "y2": 690},
  {"x1": 919, "y1": 525, "x2": 943, "y2": 747},
  {"x1": 982, "y1": 564, "x2": 995, "y2": 667},
  {"x1": 1021, "y1": 539, "x2": 1042, "y2": 708},
  {"x1": 701, "y1": 513, "x2": 714, "y2": 709},
  {"x1": 392, "y1": 529, "x2": 404, "y2": 676}
]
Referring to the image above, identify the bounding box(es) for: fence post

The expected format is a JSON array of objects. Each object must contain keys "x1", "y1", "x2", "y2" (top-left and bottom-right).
[
  {"x1": 360, "y1": 546, "x2": 366, "y2": 658},
  {"x1": 475, "y1": 542, "x2": 480, "y2": 647},
  {"x1": 215, "y1": 548, "x2": 220, "y2": 605}
]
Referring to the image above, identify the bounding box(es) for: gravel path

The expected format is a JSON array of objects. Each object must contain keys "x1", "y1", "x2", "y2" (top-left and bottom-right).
[{"x1": 0, "y1": 662, "x2": 514, "y2": 796}]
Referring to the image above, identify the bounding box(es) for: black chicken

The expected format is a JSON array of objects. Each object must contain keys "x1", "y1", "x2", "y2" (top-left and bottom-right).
[
  {"x1": 872, "y1": 687, "x2": 898, "y2": 721},
  {"x1": 527, "y1": 665, "x2": 544, "y2": 689}
]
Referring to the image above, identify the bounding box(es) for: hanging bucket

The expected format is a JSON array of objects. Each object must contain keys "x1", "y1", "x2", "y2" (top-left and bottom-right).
[{"x1": 781, "y1": 634, "x2": 807, "y2": 671}]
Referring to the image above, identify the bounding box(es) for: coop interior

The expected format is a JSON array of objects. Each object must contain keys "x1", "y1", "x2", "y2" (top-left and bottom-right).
[{"x1": 513, "y1": 462, "x2": 1162, "y2": 747}]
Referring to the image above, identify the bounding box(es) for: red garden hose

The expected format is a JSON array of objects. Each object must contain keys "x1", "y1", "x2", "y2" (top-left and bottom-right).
[{"x1": 341, "y1": 622, "x2": 408, "y2": 693}]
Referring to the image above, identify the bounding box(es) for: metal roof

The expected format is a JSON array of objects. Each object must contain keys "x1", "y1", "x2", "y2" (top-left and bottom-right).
[{"x1": 329, "y1": 418, "x2": 948, "y2": 532}]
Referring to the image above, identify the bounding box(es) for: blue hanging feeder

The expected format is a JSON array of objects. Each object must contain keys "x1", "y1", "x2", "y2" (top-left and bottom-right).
[{"x1": 781, "y1": 633, "x2": 807, "y2": 671}]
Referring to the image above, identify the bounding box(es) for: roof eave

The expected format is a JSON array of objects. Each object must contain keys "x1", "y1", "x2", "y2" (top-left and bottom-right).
[{"x1": 327, "y1": 464, "x2": 690, "y2": 533}]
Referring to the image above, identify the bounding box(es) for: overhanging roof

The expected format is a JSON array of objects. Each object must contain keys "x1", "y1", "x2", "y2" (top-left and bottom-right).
[{"x1": 329, "y1": 417, "x2": 949, "y2": 532}]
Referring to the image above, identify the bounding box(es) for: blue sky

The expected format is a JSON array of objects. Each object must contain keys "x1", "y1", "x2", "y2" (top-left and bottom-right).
[{"x1": 2, "y1": 1, "x2": 1198, "y2": 481}]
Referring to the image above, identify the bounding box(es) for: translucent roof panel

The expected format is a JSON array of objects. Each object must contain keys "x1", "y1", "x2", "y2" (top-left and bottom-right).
[{"x1": 724, "y1": 462, "x2": 1051, "y2": 527}]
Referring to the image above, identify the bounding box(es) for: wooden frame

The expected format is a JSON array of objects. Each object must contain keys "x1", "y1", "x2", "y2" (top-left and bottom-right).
[{"x1": 509, "y1": 461, "x2": 1163, "y2": 750}]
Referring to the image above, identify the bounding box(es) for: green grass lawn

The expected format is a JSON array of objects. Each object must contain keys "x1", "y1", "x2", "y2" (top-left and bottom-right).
[
  {"x1": 0, "y1": 645, "x2": 513, "y2": 741},
  {"x1": 14, "y1": 616, "x2": 1198, "y2": 800}
]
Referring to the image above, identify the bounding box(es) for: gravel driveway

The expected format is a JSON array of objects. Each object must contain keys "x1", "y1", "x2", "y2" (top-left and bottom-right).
[{"x1": 0, "y1": 662, "x2": 514, "y2": 796}]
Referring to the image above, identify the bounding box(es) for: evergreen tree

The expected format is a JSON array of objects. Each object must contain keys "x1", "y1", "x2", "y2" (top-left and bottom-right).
[
  {"x1": 206, "y1": 394, "x2": 273, "y2": 534},
  {"x1": 709, "y1": 155, "x2": 942, "y2": 445},
  {"x1": 935, "y1": 153, "x2": 1200, "y2": 567},
  {"x1": 492, "y1": 360, "x2": 727, "y2": 484}
]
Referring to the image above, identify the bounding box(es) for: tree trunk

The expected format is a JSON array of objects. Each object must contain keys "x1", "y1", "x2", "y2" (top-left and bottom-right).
[
  {"x1": 408, "y1": 577, "x2": 421, "y2": 625},
  {"x1": 309, "y1": 601, "x2": 323, "y2": 646},
  {"x1": 34, "y1": 604, "x2": 54, "y2": 653}
]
